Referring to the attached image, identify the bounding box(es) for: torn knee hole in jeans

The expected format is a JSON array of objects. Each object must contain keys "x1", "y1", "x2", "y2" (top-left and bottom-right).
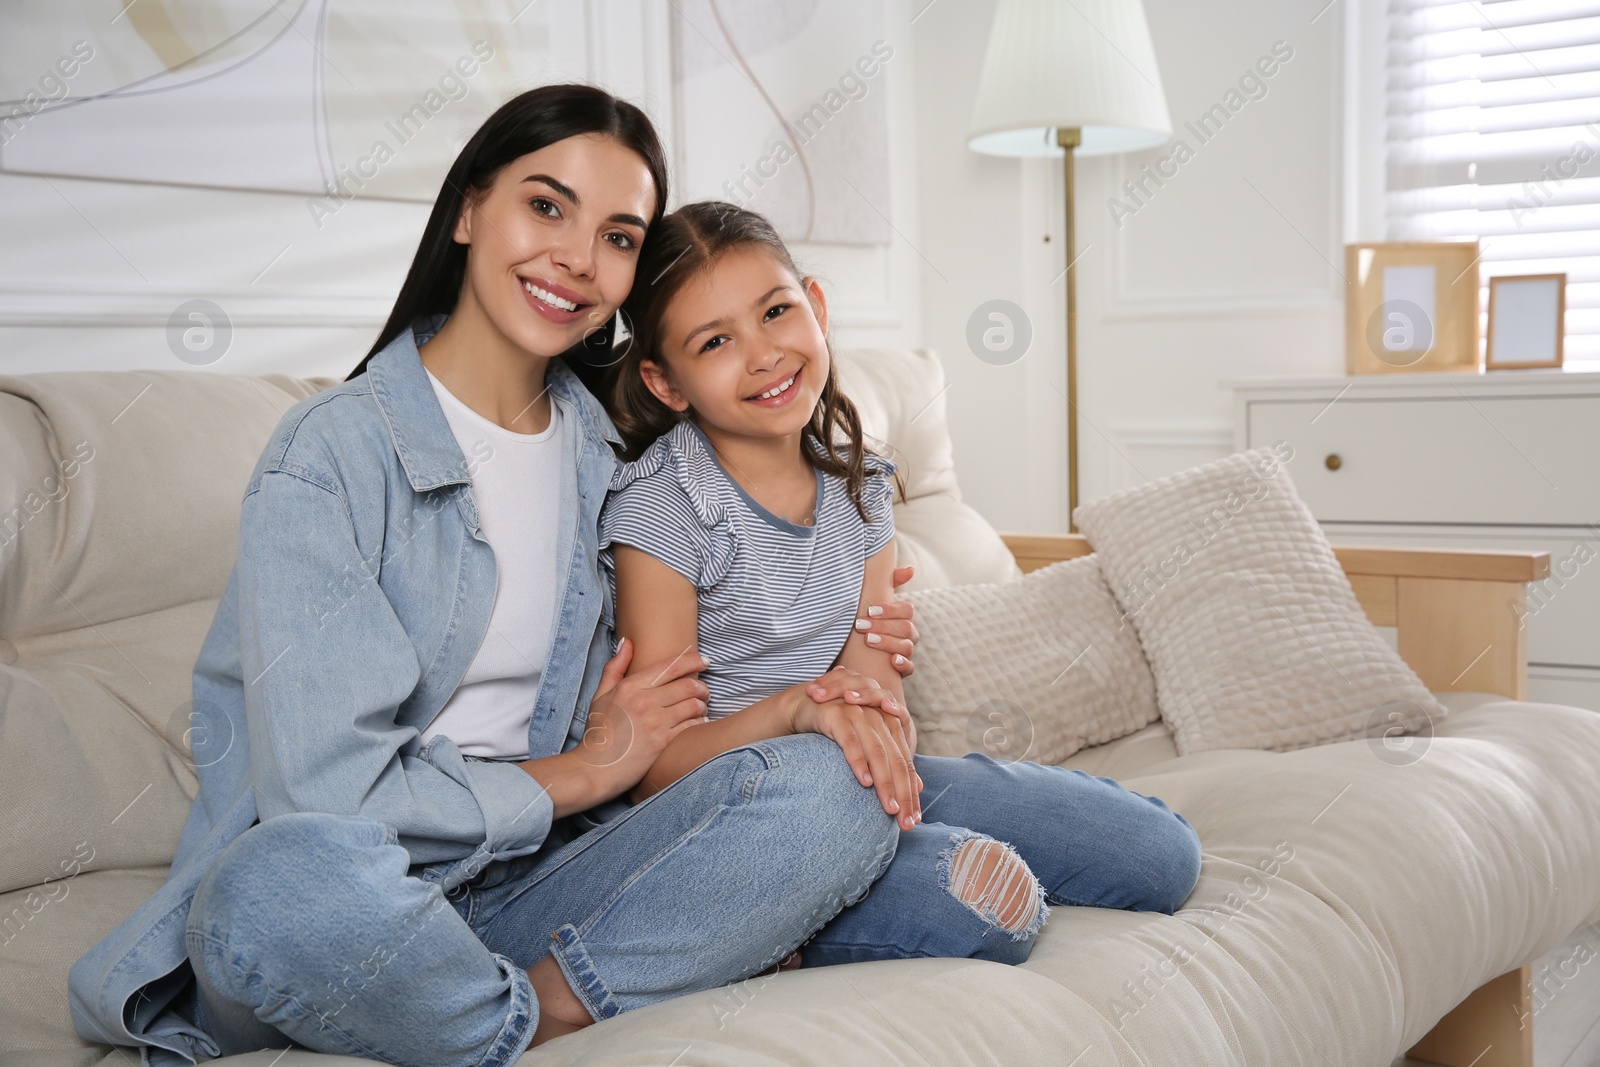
[{"x1": 941, "y1": 834, "x2": 1049, "y2": 939}]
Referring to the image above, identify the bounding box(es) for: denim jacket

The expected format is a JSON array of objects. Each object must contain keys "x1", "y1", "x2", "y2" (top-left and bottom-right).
[{"x1": 68, "y1": 314, "x2": 623, "y2": 1064}]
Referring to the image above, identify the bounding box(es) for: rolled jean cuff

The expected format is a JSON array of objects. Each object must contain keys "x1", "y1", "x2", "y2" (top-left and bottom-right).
[
  {"x1": 550, "y1": 923, "x2": 622, "y2": 1021},
  {"x1": 477, "y1": 952, "x2": 539, "y2": 1067}
]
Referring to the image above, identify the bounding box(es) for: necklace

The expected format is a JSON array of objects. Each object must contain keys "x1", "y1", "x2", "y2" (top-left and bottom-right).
[{"x1": 709, "y1": 438, "x2": 815, "y2": 526}]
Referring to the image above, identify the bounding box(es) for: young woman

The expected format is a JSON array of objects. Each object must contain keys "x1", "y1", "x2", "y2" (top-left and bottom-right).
[
  {"x1": 599, "y1": 201, "x2": 1205, "y2": 967},
  {"x1": 68, "y1": 86, "x2": 926, "y2": 1067}
]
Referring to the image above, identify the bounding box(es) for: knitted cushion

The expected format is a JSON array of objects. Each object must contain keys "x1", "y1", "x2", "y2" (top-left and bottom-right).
[
  {"x1": 902, "y1": 555, "x2": 1160, "y2": 764},
  {"x1": 1073, "y1": 446, "x2": 1444, "y2": 755}
]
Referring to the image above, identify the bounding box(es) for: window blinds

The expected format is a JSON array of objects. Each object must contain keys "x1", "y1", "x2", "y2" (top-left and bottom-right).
[{"x1": 1385, "y1": 0, "x2": 1600, "y2": 366}]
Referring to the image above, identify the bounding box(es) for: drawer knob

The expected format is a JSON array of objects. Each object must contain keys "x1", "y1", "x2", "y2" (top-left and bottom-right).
[{"x1": 1325, "y1": 453, "x2": 1342, "y2": 471}]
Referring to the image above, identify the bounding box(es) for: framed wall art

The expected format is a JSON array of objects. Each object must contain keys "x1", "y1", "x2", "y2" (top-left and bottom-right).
[
  {"x1": 1344, "y1": 241, "x2": 1481, "y2": 375},
  {"x1": 1486, "y1": 273, "x2": 1565, "y2": 371}
]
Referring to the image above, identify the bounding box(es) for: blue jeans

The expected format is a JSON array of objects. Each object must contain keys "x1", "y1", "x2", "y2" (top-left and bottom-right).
[
  {"x1": 802, "y1": 751, "x2": 1203, "y2": 966},
  {"x1": 185, "y1": 735, "x2": 896, "y2": 1065},
  {"x1": 185, "y1": 740, "x2": 1201, "y2": 1065}
]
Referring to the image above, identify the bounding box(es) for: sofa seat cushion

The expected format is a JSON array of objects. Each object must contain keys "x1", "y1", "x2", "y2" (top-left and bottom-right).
[
  {"x1": 1055, "y1": 690, "x2": 1502, "y2": 781},
  {"x1": 22, "y1": 709, "x2": 1600, "y2": 1065},
  {"x1": 487, "y1": 697, "x2": 1600, "y2": 1065},
  {"x1": 0, "y1": 867, "x2": 169, "y2": 1064}
]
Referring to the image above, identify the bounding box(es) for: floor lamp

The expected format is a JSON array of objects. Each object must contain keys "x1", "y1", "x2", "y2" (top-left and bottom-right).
[{"x1": 966, "y1": 0, "x2": 1173, "y2": 532}]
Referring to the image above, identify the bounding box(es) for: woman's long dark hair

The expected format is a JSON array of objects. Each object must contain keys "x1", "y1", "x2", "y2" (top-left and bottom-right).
[
  {"x1": 608, "y1": 200, "x2": 902, "y2": 522},
  {"x1": 345, "y1": 84, "x2": 669, "y2": 390}
]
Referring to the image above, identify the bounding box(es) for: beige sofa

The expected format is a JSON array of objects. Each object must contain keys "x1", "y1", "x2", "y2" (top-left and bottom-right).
[{"x1": 3, "y1": 347, "x2": 1598, "y2": 1067}]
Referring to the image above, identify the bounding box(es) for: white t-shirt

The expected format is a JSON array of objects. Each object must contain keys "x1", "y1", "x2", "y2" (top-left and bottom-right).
[{"x1": 418, "y1": 366, "x2": 565, "y2": 760}]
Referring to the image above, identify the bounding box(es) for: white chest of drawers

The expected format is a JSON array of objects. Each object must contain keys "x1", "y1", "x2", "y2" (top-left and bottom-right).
[{"x1": 1230, "y1": 370, "x2": 1600, "y2": 712}]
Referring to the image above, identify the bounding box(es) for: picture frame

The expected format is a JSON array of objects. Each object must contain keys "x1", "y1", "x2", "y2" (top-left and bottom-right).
[
  {"x1": 1486, "y1": 273, "x2": 1566, "y2": 371},
  {"x1": 1344, "y1": 241, "x2": 1481, "y2": 375}
]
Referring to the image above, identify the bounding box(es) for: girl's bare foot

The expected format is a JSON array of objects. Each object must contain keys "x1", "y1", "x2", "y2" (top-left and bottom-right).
[{"x1": 759, "y1": 951, "x2": 803, "y2": 977}]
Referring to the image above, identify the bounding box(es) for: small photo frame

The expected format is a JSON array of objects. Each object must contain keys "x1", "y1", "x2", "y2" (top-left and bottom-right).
[
  {"x1": 1486, "y1": 273, "x2": 1565, "y2": 371},
  {"x1": 1344, "y1": 241, "x2": 1481, "y2": 375}
]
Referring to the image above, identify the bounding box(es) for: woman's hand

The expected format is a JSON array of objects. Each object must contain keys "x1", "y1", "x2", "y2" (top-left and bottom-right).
[
  {"x1": 571, "y1": 637, "x2": 710, "y2": 795},
  {"x1": 791, "y1": 667, "x2": 922, "y2": 830},
  {"x1": 856, "y1": 564, "x2": 920, "y2": 678}
]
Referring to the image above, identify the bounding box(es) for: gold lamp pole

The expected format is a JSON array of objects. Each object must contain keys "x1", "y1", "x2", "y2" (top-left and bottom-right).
[
  {"x1": 1058, "y1": 126, "x2": 1081, "y2": 532},
  {"x1": 966, "y1": 0, "x2": 1172, "y2": 535}
]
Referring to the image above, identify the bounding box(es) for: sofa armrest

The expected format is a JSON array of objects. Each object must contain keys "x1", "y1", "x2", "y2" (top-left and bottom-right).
[
  {"x1": 998, "y1": 532, "x2": 1552, "y2": 702},
  {"x1": 998, "y1": 532, "x2": 1094, "y2": 572}
]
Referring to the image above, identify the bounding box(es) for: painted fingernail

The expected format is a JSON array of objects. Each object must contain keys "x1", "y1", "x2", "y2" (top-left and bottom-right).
[
  {"x1": 894, "y1": 655, "x2": 906, "y2": 665},
  {"x1": 888, "y1": 798, "x2": 899, "y2": 812},
  {"x1": 868, "y1": 605, "x2": 884, "y2": 617},
  {"x1": 866, "y1": 633, "x2": 881, "y2": 645},
  {"x1": 846, "y1": 690, "x2": 860, "y2": 700},
  {"x1": 854, "y1": 619, "x2": 870, "y2": 631}
]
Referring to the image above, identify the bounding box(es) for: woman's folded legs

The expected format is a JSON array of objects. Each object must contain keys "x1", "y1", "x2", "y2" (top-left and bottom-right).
[{"x1": 185, "y1": 733, "x2": 899, "y2": 1067}]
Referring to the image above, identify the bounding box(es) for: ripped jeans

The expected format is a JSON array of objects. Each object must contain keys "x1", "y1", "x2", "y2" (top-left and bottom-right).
[
  {"x1": 185, "y1": 743, "x2": 1200, "y2": 1066},
  {"x1": 800, "y1": 750, "x2": 1204, "y2": 966}
]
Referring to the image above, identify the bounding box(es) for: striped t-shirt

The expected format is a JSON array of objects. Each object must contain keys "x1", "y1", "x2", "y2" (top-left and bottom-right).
[{"x1": 598, "y1": 419, "x2": 898, "y2": 719}]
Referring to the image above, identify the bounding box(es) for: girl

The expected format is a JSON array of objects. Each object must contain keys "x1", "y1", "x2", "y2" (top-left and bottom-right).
[
  {"x1": 600, "y1": 201, "x2": 1205, "y2": 967},
  {"x1": 69, "y1": 88, "x2": 925, "y2": 1067}
]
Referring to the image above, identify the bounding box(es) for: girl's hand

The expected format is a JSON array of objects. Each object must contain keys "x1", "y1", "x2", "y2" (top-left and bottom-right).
[
  {"x1": 574, "y1": 637, "x2": 711, "y2": 793},
  {"x1": 856, "y1": 564, "x2": 919, "y2": 678},
  {"x1": 792, "y1": 669, "x2": 922, "y2": 830},
  {"x1": 806, "y1": 668, "x2": 920, "y2": 777}
]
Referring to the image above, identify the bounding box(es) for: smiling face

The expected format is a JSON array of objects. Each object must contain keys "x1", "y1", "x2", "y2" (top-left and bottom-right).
[
  {"x1": 453, "y1": 132, "x2": 656, "y2": 358},
  {"x1": 641, "y1": 244, "x2": 832, "y2": 441}
]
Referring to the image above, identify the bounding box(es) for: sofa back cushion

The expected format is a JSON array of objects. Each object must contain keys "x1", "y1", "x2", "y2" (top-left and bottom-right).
[
  {"x1": 0, "y1": 370, "x2": 333, "y2": 894},
  {"x1": 831, "y1": 347, "x2": 1020, "y2": 590},
  {"x1": 902, "y1": 555, "x2": 1160, "y2": 764},
  {"x1": 0, "y1": 371, "x2": 334, "y2": 641}
]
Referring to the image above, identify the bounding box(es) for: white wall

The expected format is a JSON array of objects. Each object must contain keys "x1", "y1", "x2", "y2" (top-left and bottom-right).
[
  {"x1": 2, "y1": 0, "x2": 1350, "y2": 539},
  {"x1": 912, "y1": 0, "x2": 1348, "y2": 533}
]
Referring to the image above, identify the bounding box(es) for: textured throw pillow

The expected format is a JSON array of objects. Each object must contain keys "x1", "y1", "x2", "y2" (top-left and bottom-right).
[
  {"x1": 902, "y1": 555, "x2": 1161, "y2": 765},
  {"x1": 1073, "y1": 445, "x2": 1445, "y2": 755}
]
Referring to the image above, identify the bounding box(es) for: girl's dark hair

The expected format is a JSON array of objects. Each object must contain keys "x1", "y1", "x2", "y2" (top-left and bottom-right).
[
  {"x1": 345, "y1": 83, "x2": 669, "y2": 389},
  {"x1": 608, "y1": 200, "x2": 901, "y2": 522}
]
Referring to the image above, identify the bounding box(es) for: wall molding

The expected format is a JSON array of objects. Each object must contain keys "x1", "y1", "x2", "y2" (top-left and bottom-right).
[
  {"x1": 0, "y1": 281, "x2": 392, "y2": 329},
  {"x1": 0, "y1": 280, "x2": 900, "y2": 330},
  {"x1": 1101, "y1": 419, "x2": 1233, "y2": 492},
  {"x1": 1101, "y1": 27, "x2": 1348, "y2": 321},
  {"x1": 1099, "y1": 291, "x2": 1339, "y2": 321}
]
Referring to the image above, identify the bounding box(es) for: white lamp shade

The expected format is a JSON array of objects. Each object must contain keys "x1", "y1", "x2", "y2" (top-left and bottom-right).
[{"x1": 967, "y1": 0, "x2": 1172, "y2": 157}]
